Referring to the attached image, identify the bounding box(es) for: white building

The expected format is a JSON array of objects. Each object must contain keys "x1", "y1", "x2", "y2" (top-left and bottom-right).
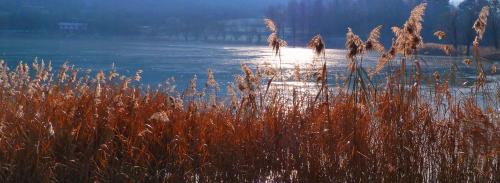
[{"x1": 58, "y1": 22, "x2": 88, "y2": 31}]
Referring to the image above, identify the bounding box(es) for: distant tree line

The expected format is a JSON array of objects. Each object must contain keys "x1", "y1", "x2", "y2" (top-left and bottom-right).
[
  {"x1": 0, "y1": 0, "x2": 283, "y2": 36},
  {"x1": 1, "y1": 0, "x2": 500, "y2": 52},
  {"x1": 268, "y1": 0, "x2": 500, "y2": 52}
]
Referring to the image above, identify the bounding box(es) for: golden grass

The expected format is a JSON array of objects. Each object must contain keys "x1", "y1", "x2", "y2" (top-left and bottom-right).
[{"x1": 0, "y1": 3, "x2": 498, "y2": 182}]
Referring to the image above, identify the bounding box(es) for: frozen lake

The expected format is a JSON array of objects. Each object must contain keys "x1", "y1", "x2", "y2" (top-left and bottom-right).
[{"x1": 0, "y1": 37, "x2": 497, "y2": 91}]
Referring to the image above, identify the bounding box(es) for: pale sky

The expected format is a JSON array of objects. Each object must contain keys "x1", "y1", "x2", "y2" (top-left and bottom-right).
[{"x1": 450, "y1": 0, "x2": 465, "y2": 6}]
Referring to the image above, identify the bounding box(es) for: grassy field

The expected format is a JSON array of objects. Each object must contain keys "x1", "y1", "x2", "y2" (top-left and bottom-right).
[{"x1": 0, "y1": 3, "x2": 498, "y2": 182}]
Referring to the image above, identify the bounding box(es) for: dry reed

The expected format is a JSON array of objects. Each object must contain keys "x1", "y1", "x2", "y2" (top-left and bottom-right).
[{"x1": 0, "y1": 3, "x2": 498, "y2": 183}]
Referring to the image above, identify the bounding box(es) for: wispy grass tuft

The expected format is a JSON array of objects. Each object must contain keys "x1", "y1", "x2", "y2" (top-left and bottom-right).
[{"x1": 0, "y1": 3, "x2": 498, "y2": 182}]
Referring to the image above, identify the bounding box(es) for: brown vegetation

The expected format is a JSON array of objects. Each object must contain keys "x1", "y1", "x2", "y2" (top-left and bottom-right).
[{"x1": 0, "y1": 3, "x2": 498, "y2": 183}]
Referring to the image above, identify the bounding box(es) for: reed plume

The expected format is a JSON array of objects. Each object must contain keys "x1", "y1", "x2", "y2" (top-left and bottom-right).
[
  {"x1": 149, "y1": 111, "x2": 170, "y2": 123},
  {"x1": 372, "y1": 3, "x2": 426, "y2": 75},
  {"x1": 206, "y1": 69, "x2": 218, "y2": 88},
  {"x1": 433, "y1": 71, "x2": 441, "y2": 81},
  {"x1": 374, "y1": 47, "x2": 396, "y2": 75},
  {"x1": 308, "y1": 34, "x2": 330, "y2": 115},
  {"x1": 264, "y1": 18, "x2": 276, "y2": 33},
  {"x1": 184, "y1": 75, "x2": 197, "y2": 97},
  {"x1": 0, "y1": 5, "x2": 498, "y2": 183},
  {"x1": 464, "y1": 58, "x2": 472, "y2": 65},
  {"x1": 226, "y1": 84, "x2": 238, "y2": 107},
  {"x1": 441, "y1": 45, "x2": 452, "y2": 55},
  {"x1": 108, "y1": 63, "x2": 119, "y2": 81},
  {"x1": 473, "y1": 6, "x2": 490, "y2": 41},
  {"x1": 346, "y1": 26, "x2": 386, "y2": 75},
  {"x1": 134, "y1": 69, "x2": 143, "y2": 81},
  {"x1": 0, "y1": 59, "x2": 497, "y2": 182},
  {"x1": 293, "y1": 64, "x2": 301, "y2": 81},
  {"x1": 393, "y1": 3, "x2": 426, "y2": 55},
  {"x1": 345, "y1": 28, "x2": 364, "y2": 62},
  {"x1": 434, "y1": 31, "x2": 447, "y2": 40},
  {"x1": 471, "y1": 6, "x2": 490, "y2": 86},
  {"x1": 406, "y1": 3, "x2": 426, "y2": 35},
  {"x1": 308, "y1": 34, "x2": 326, "y2": 56},
  {"x1": 264, "y1": 18, "x2": 287, "y2": 56},
  {"x1": 365, "y1": 25, "x2": 384, "y2": 53}
]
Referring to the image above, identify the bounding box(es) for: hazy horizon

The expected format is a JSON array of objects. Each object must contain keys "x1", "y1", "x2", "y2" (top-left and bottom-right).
[{"x1": 0, "y1": 0, "x2": 497, "y2": 48}]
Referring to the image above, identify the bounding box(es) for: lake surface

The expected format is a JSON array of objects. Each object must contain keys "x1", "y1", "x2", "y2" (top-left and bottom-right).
[{"x1": 0, "y1": 37, "x2": 497, "y2": 91}]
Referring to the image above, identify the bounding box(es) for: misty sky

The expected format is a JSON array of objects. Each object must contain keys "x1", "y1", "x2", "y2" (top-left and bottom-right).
[{"x1": 450, "y1": 0, "x2": 465, "y2": 6}]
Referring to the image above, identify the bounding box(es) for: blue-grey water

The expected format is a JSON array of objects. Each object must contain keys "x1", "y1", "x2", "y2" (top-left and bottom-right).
[{"x1": 0, "y1": 37, "x2": 497, "y2": 91}]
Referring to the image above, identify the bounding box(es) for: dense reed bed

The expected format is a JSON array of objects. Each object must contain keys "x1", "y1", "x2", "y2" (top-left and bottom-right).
[{"x1": 0, "y1": 3, "x2": 499, "y2": 182}]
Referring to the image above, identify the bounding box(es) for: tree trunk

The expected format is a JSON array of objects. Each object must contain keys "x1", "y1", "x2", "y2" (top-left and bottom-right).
[
  {"x1": 493, "y1": 3, "x2": 499, "y2": 49},
  {"x1": 452, "y1": 12, "x2": 459, "y2": 50},
  {"x1": 492, "y1": 12, "x2": 499, "y2": 49}
]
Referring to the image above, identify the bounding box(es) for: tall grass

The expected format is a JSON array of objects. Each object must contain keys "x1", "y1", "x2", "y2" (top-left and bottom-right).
[{"x1": 0, "y1": 3, "x2": 499, "y2": 182}]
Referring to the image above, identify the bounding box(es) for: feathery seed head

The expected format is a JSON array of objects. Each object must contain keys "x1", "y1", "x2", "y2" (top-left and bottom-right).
[
  {"x1": 184, "y1": 75, "x2": 198, "y2": 97},
  {"x1": 308, "y1": 35, "x2": 326, "y2": 56},
  {"x1": 134, "y1": 70, "x2": 143, "y2": 82},
  {"x1": 433, "y1": 71, "x2": 441, "y2": 81},
  {"x1": 206, "y1": 69, "x2": 217, "y2": 87},
  {"x1": 373, "y1": 46, "x2": 397, "y2": 76},
  {"x1": 96, "y1": 70, "x2": 105, "y2": 81},
  {"x1": 149, "y1": 111, "x2": 170, "y2": 123},
  {"x1": 226, "y1": 84, "x2": 238, "y2": 107},
  {"x1": 267, "y1": 33, "x2": 287, "y2": 56},
  {"x1": 264, "y1": 18, "x2": 286, "y2": 56},
  {"x1": 434, "y1": 31, "x2": 447, "y2": 40},
  {"x1": 441, "y1": 45, "x2": 452, "y2": 55},
  {"x1": 293, "y1": 64, "x2": 301, "y2": 81},
  {"x1": 464, "y1": 58, "x2": 472, "y2": 65},
  {"x1": 264, "y1": 18, "x2": 277, "y2": 33},
  {"x1": 391, "y1": 3, "x2": 427, "y2": 56},
  {"x1": 473, "y1": 6, "x2": 490, "y2": 40},
  {"x1": 345, "y1": 28, "x2": 364, "y2": 61},
  {"x1": 365, "y1": 25, "x2": 385, "y2": 53}
]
